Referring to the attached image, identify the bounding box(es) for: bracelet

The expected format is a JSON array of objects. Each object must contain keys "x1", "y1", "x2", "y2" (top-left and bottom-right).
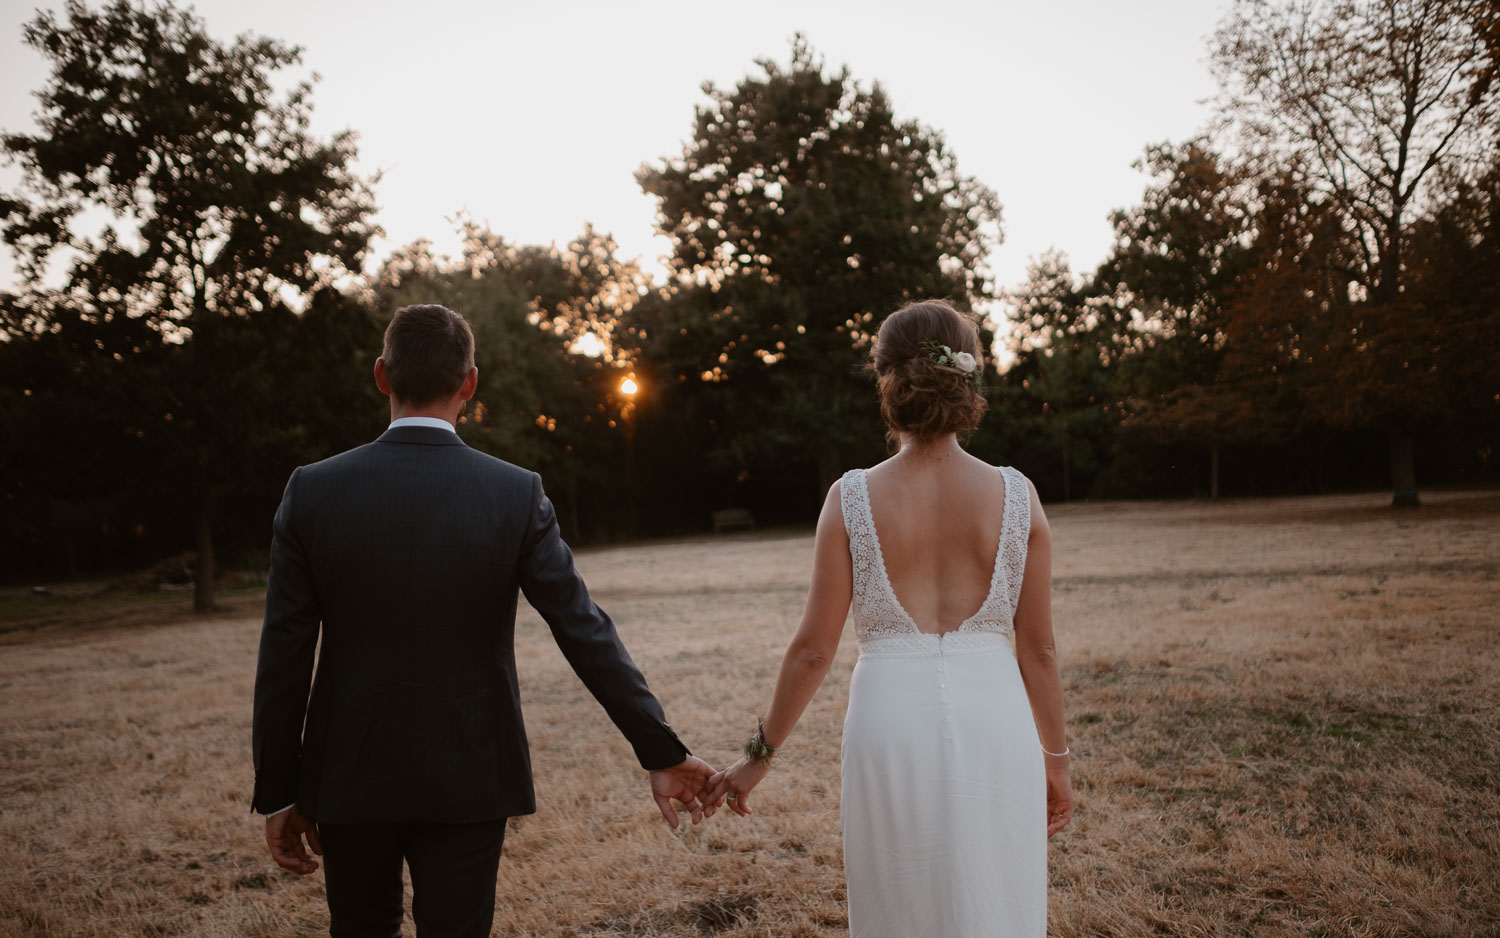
[
  {"x1": 1041, "y1": 745, "x2": 1070, "y2": 757},
  {"x1": 743, "y1": 721, "x2": 777, "y2": 765}
]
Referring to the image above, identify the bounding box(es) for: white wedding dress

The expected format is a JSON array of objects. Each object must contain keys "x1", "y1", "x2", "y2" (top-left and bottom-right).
[{"x1": 840, "y1": 466, "x2": 1046, "y2": 937}]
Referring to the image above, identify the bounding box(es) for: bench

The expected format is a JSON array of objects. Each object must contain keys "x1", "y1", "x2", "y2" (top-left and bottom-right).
[{"x1": 711, "y1": 508, "x2": 756, "y2": 534}]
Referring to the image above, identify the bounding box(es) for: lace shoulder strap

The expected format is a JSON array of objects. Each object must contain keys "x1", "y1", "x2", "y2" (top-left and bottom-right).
[
  {"x1": 840, "y1": 467, "x2": 871, "y2": 551},
  {"x1": 999, "y1": 466, "x2": 1032, "y2": 617},
  {"x1": 840, "y1": 468, "x2": 891, "y2": 628}
]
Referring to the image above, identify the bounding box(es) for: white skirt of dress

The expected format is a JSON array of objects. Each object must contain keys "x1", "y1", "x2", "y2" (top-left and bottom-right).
[{"x1": 842, "y1": 631, "x2": 1047, "y2": 938}]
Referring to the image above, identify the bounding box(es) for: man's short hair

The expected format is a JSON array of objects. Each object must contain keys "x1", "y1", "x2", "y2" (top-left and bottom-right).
[{"x1": 381, "y1": 304, "x2": 475, "y2": 406}]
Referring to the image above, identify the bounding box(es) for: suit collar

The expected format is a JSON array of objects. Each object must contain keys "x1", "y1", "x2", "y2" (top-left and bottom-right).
[{"x1": 376, "y1": 425, "x2": 468, "y2": 446}]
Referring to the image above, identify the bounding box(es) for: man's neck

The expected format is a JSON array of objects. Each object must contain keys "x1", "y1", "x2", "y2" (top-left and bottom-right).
[{"x1": 389, "y1": 402, "x2": 459, "y2": 427}]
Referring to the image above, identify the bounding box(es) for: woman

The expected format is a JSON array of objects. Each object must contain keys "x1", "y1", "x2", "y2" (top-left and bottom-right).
[{"x1": 705, "y1": 300, "x2": 1073, "y2": 937}]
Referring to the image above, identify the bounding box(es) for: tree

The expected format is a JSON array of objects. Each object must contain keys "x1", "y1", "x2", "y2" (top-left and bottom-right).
[
  {"x1": 1101, "y1": 142, "x2": 1253, "y2": 352},
  {"x1": 1379, "y1": 161, "x2": 1500, "y2": 438},
  {"x1": 636, "y1": 37, "x2": 1002, "y2": 495},
  {"x1": 1, "y1": 0, "x2": 376, "y2": 607},
  {"x1": 1096, "y1": 142, "x2": 1260, "y2": 497},
  {"x1": 492, "y1": 222, "x2": 649, "y2": 363},
  {"x1": 1211, "y1": 0, "x2": 1500, "y2": 504},
  {"x1": 0, "y1": 290, "x2": 159, "y2": 575},
  {"x1": 1473, "y1": 0, "x2": 1500, "y2": 85},
  {"x1": 369, "y1": 222, "x2": 645, "y2": 541},
  {"x1": 1003, "y1": 252, "x2": 1118, "y2": 500}
]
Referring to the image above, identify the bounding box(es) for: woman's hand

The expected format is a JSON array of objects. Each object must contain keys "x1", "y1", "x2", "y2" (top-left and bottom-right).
[
  {"x1": 704, "y1": 756, "x2": 772, "y2": 817},
  {"x1": 1045, "y1": 752, "x2": 1073, "y2": 837}
]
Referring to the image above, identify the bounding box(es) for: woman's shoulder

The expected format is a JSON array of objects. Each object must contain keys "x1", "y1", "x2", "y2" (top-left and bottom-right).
[
  {"x1": 832, "y1": 466, "x2": 866, "y2": 502},
  {"x1": 976, "y1": 463, "x2": 1044, "y2": 532},
  {"x1": 992, "y1": 462, "x2": 1028, "y2": 482},
  {"x1": 988, "y1": 462, "x2": 1035, "y2": 492},
  {"x1": 1011, "y1": 471, "x2": 1048, "y2": 533}
]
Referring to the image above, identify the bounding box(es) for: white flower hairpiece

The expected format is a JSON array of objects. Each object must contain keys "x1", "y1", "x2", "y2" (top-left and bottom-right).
[{"x1": 920, "y1": 339, "x2": 983, "y2": 388}]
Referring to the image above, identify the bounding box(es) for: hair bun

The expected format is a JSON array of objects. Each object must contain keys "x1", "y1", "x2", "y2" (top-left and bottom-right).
[{"x1": 872, "y1": 301, "x2": 987, "y2": 439}]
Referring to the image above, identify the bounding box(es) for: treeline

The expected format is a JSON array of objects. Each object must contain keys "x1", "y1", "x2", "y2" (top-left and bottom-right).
[
  {"x1": 3, "y1": 1, "x2": 1498, "y2": 607},
  {"x1": 1007, "y1": 0, "x2": 1500, "y2": 505}
]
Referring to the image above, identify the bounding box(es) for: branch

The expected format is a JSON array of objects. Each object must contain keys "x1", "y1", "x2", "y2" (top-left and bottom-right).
[{"x1": 1403, "y1": 92, "x2": 1482, "y2": 201}]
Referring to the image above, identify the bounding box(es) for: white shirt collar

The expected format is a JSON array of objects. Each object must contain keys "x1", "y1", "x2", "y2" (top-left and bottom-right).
[{"x1": 388, "y1": 416, "x2": 458, "y2": 434}]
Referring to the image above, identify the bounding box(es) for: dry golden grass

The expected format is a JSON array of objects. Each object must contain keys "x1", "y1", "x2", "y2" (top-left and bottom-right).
[{"x1": 1, "y1": 489, "x2": 1497, "y2": 937}]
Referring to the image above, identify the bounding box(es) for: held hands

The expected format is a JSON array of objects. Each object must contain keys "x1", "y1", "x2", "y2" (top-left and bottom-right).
[
  {"x1": 265, "y1": 806, "x2": 322, "y2": 874},
  {"x1": 649, "y1": 755, "x2": 718, "y2": 829},
  {"x1": 703, "y1": 756, "x2": 771, "y2": 817},
  {"x1": 650, "y1": 737, "x2": 773, "y2": 827}
]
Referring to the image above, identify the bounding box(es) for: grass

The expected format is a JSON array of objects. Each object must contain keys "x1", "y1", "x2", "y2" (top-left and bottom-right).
[
  {"x1": 1, "y1": 488, "x2": 1497, "y2": 937},
  {"x1": 0, "y1": 586, "x2": 185, "y2": 625},
  {"x1": 0, "y1": 585, "x2": 267, "y2": 640}
]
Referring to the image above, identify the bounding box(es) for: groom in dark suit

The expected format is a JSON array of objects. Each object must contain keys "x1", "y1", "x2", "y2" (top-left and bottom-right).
[{"x1": 252, "y1": 304, "x2": 714, "y2": 937}]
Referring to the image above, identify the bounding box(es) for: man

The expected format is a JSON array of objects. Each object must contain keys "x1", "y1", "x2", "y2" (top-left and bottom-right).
[{"x1": 252, "y1": 304, "x2": 714, "y2": 937}]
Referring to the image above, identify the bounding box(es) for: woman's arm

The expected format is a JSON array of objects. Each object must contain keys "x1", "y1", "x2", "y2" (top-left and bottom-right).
[
  {"x1": 706, "y1": 481, "x2": 853, "y2": 815},
  {"x1": 1013, "y1": 478, "x2": 1073, "y2": 835}
]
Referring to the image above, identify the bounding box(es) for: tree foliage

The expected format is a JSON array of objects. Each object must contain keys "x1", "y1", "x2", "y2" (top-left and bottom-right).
[
  {"x1": 1003, "y1": 252, "x2": 1117, "y2": 500},
  {"x1": 0, "y1": 0, "x2": 377, "y2": 605},
  {"x1": 5, "y1": 9, "x2": 1499, "y2": 588},
  {"x1": 1212, "y1": 0, "x2": 1497, "y2": 300},
  {"x1": 1, "y1": 0, "x2": 374, "y2": 322},
  {"x1": 636, "y1": 37, "x2": 1003, "y2": 493},
  {"x1": 368, "y1": 223, "x2": 646, "y2": 540},
  {"x1": 1211, "y1": 0, "x2": 1500, "y2": 502}
]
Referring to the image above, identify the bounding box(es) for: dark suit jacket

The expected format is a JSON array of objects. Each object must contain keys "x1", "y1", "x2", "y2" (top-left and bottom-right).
[{"x1": 251, "y1": 425, "x2": 687, "y2": 823}]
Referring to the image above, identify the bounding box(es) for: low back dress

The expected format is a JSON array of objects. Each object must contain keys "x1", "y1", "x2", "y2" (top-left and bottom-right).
[{"x1": 839, "y1": 465, "x2": 1046, "y2": 938}]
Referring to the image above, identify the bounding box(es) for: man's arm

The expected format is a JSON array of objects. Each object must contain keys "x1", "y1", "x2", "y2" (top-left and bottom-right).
[
  {"x1": 251, "y1": 468, "x2": 321, "y2": 817},
  {"x1": 516, "y1": 473, "x2": 690, "y2": 772}
]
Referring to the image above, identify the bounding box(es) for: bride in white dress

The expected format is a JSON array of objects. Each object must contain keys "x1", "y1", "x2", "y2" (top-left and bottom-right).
[{"x1": 705, "y1": 300, "x2": 1073, "y2": 937}]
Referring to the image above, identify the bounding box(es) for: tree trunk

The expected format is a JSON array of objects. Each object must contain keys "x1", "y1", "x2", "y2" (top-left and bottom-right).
[
  {"x1": 1210, "y1": 443, "x2": 1221, "y2": 500},
  {"x1": 61, "y1": 501, "x2": 79, "y2": 578},
  {"x1": 194, "y1": 488, "x2": 216, "y2": 612},
  {"x1": 1389, "y1": 431, "x2": 1419, "y2": 508},
  {"x1": 1379, "y1": 214, "x2": 1403, "y2": 305},
  {"x1": 623, "y1": 419, "x2": 638, "y2": 540},
  {"x1": 1060, "y1": 432, "x2": 1071, "y2": 502},
  {"x1": 565, "y1": 474, "x2": 583, "y2": 546},
  {"x1": 816, "y1": 440, "x2": 841, "y2": 502}
]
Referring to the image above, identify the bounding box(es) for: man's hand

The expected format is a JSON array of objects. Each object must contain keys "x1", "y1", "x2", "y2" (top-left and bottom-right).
[
  {"x1": 265, "y1": 806, "x2": 322, "y2": 874},
  {"x1": 649, "y1": 755, "x2": 716, "y2": 829}
]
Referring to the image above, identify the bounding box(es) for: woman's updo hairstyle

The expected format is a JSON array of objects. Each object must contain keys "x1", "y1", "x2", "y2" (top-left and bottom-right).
[{"x1": 871, "y1": 299, "x2": 988, "y2": 440}]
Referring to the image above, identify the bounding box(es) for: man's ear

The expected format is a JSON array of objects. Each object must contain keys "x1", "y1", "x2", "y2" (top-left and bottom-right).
[
  {"x1": 459, "y1": 367, "x2": 478, "y2": 401},
  {"x1": 374, "y1": 357, "x2": 393, "y2": 397}
]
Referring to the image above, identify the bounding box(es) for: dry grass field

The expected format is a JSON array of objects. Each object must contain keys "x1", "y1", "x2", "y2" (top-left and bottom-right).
[{"x1": 2, "y1": 490, "x2": 1498, "y2": 938}]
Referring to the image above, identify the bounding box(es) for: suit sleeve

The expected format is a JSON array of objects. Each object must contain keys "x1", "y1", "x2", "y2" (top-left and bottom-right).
[
  {"x1": 517, "y1": 472, "x2": 689, "y2": 771},
  {"x1": 251, "y1": 467, "x2": 322, "y2": 813}
]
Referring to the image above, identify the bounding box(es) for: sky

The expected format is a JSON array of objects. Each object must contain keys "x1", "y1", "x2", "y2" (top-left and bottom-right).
[{"x1": 0, "y1": 0, "x2": 1231, "y2": 317}]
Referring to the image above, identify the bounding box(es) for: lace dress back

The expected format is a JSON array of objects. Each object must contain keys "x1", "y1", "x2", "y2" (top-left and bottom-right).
[
  {"x1": 841, "y1": 465, "x2": 1030, "y2": 654},
  {"x1": 837, "y1": 462, "x2": 1047, "y2": 936}
]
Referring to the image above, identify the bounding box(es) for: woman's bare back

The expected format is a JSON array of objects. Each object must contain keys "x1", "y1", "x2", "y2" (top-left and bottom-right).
[{"x1": 863, "y1": 443, "x2": 1012, "y2": 635}]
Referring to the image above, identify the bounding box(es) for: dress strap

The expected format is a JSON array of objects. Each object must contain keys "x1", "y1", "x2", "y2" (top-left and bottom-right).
[
  {"x1": 999, "y1": 466, "x2": 1032, "y2": 617},
  {"x1": 841, "y1": 468, "x2": 898, "y2": 635},
  {"x1": 840, "y1": 468, "x2": 871, "y2": 553}
]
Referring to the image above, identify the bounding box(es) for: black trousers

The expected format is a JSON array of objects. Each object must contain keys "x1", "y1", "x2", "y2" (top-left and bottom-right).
[{"x1": 318, "y1": 818, "x2": 507, "y2": 938}]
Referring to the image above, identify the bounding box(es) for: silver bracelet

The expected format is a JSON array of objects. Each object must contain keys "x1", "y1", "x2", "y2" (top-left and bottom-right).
[{"x1": 1041, "y1": 745, "x2": 1070, "y2": 757}]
